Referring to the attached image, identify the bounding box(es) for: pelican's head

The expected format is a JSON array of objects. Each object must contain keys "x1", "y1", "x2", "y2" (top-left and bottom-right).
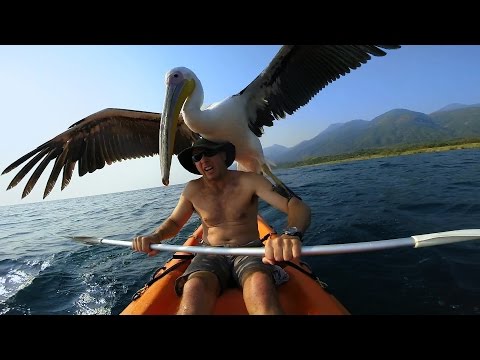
[{"x1": 160, "y1": 67, "x2": 196, "y2": 186}]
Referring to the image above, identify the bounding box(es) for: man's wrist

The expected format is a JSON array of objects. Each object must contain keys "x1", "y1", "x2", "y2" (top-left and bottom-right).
[
  {"x1": 283, "y1": 227, "x2": 303, "y2": 241},
  {"x1": 152, "y1": 230, "x2": 163, "y2": 242}
]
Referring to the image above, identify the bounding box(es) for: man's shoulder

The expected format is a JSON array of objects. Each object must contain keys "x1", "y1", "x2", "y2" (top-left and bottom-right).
[
  {"x1": 184, "y1": 178, "x2": 202, "y2": 193},
  {"x1": 229, "y1": 171, "x2": 270, "y2": 192}
]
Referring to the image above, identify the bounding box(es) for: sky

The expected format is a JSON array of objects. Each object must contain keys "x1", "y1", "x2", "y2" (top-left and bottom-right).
[{"x1": 0, "y1": 45, "x2": 479, "y2": 206}]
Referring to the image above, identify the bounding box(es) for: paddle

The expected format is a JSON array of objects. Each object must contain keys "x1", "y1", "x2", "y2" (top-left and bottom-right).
[{"x1": 71, "y1": 229, "x2": 480, "y2": 256}]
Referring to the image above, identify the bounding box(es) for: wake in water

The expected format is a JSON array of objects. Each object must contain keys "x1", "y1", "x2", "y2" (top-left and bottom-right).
[{"x1": 0, "y1": 256, "x2": 53, "y2": 314}]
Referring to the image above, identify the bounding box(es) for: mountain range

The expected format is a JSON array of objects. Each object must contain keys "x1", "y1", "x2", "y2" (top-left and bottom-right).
[{"x1": 263, "y1": 103, "x2": 480, "y2": 165}]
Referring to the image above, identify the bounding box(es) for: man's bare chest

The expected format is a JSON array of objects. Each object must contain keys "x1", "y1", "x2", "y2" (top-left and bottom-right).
[{"x1": 192, "y1": 190, "x2": 256, "y2": 226}]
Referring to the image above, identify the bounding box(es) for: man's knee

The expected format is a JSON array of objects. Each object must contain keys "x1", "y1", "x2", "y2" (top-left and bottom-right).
[
  {"x1": 176, "y1": 271, "x2": 220, "y2": 315},
  {"x1": 184, "y1": 271, "x2": 221, "y2": 296},
  {"x1": 241, "y1": 269, "x2": 284, "y2": 314},
  {"x1": 241, "y1": 268, "x2": 274, "y2": 289}
]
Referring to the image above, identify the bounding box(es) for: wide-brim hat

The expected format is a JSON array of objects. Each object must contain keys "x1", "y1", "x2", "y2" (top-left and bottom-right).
[{"x1": 177, "y1": 138, "x2": 236, "y2": 175}]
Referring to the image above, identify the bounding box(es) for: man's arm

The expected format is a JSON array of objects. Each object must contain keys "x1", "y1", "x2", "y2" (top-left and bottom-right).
[
  {"x1": 132, "y1": 186, "x2": 195, "y2": 256},
  {"x1": 253, "y1": 173, "x2": 311, "y2": 232},
  {"x1": 284, "y1": 196, "x2": 311, "y2": 235},
  {"x1": 251, "y1": 173, "x2": 311, "y2": 264}
]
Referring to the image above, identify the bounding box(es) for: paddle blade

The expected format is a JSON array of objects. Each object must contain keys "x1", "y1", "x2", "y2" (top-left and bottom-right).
[
  {"x1": 413, "y1": 229, "x2": 480, "y2": 248},
  {"x1": 70, "y1": 236, "x2": 103, "y2": 245}
]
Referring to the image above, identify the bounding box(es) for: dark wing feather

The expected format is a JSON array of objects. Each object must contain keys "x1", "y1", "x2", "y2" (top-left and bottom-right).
[
  {"x1": 240, "y1": 45, "x2": 401, "y2": 136},
  {"x1": 2, "y1": 108, "x2": 198, "y2": 199},
  {"x1": 174, "y1": 117, "x2": 201, "y2": 154}
]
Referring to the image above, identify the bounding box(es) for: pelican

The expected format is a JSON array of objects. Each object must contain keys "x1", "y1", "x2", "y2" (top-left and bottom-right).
[{"x1": 2, "y1": 45, "x2": 400, "y2": 200}]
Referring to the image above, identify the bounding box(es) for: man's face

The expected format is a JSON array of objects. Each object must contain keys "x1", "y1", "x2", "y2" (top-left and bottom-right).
[{"x1": 192, "y1": 147, "x2": 227, "y2": 179}]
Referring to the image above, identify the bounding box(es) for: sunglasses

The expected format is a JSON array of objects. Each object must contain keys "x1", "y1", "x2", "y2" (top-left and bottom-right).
[{"x1": 192, "y1": 148, "x2": 220, "y2": 162}]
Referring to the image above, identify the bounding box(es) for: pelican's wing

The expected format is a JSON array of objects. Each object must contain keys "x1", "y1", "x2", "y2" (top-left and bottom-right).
[
  {"x1": 2, "y1": 108, "x2": 198, "y2": 199},
  {"x1": 239, "y1": 45, "x2": 401, "y2": 136}
]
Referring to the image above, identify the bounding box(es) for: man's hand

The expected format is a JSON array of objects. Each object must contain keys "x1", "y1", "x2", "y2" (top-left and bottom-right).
[
  {"x1": 132, "y1": 233, "x2": 162, "y2": 257},
  {"x1": 262, "y1": 234, "x2": 302, "y2": 265}
]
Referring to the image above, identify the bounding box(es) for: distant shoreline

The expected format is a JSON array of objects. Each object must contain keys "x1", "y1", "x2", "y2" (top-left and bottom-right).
[{"x1": 280, "y1": 141, "x2": 480, "y2": 169}]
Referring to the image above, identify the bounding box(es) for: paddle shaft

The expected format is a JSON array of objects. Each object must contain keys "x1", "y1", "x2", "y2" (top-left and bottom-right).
[{"x1": 91, "y1": 229, "x2": 480, "y2": 256}]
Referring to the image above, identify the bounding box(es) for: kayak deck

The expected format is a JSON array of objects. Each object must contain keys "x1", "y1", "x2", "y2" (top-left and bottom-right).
[{"x1": 121, "y1": 215, "x2": 349, "y2": 315}]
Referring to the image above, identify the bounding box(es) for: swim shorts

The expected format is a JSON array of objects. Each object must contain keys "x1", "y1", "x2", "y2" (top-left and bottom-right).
[{"x1": 175, "y1": 239, "x2": 289, "y2": 296}]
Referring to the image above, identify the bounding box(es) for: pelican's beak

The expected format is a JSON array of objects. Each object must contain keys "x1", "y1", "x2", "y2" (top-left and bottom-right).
[{"x1": 160, "y1": 78, "x2": 195, "y2": 186}]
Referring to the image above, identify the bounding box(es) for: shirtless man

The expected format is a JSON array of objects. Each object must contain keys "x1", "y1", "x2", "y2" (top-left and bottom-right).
[{"x1": 132, "y1": 138, "x2": 311, "y2": 315}]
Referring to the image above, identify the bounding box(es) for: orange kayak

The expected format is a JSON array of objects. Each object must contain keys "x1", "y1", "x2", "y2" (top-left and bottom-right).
[{"x1": 121, "y1": 215, "x2": 349, "y2": 315}]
